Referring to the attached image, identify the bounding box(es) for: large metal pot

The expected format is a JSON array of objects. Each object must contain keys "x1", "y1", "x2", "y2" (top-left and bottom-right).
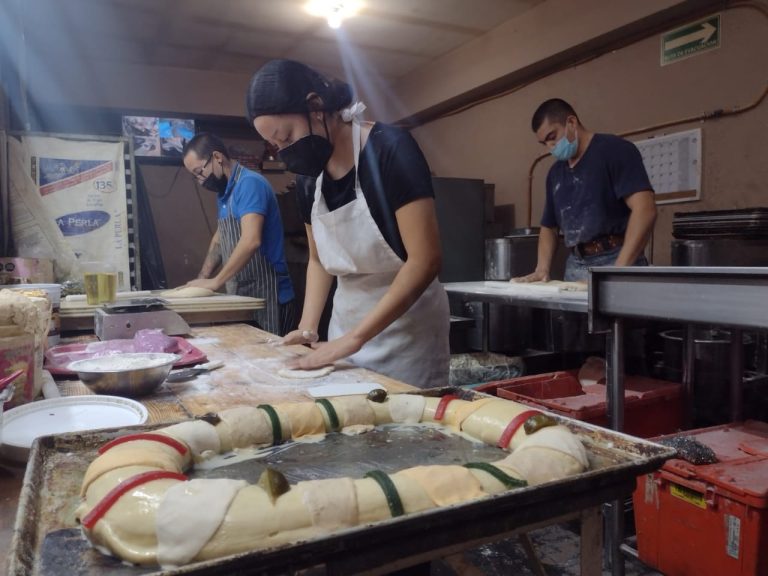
[
  {"x1": 660, "y1": 328, "x2": 754, "y2": 425},
  {"x1": 484, "y1": 228, "x2": 539, "y2": 281},
  {"x1": 660, "y1": 328, "x2": 753, "y2": 379}
]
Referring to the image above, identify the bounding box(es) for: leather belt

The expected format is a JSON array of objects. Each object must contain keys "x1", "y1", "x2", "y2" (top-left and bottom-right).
[{"x1": 572, "y1": 234, "x2": 624, "y2": 258}]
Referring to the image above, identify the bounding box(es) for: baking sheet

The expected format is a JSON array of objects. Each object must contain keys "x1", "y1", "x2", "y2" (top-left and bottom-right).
[{"x1": 8, "y1": 387, "x2": 675, "y2": 576}]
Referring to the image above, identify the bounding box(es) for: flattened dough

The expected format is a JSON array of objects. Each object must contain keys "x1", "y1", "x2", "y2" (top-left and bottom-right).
[
  {"x1": 508, "y1": 280, "x2": 587, "y2": 292},
  {"x1": 278, "y1": 365, "x2": 335, "y2": 379},
  {"x1": 533, "y1": 280, "x2": 587, "y2": 292},
  {"x1": 160, "y1": 286, "x2": 215, "y2": 298}
]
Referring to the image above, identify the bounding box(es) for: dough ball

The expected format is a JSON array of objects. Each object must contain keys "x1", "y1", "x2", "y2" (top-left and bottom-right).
[{"x1": 277, "y1": 366, "x2": 335, "y2": 379}]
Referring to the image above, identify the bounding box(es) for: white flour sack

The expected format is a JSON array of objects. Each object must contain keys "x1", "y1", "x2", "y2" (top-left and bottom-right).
[{"x1": 21, "y1": 136, "x2": 130, "y2": 290}]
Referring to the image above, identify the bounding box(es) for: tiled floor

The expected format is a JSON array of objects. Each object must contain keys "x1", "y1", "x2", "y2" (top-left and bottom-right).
[{"x1": 430, "y1": 523, "x2": 663, "y2": 576}]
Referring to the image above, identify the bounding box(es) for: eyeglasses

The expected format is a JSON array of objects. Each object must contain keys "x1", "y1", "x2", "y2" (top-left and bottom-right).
[{"x1": 193, "y1": 156, "x2": 213, "y2": 180}]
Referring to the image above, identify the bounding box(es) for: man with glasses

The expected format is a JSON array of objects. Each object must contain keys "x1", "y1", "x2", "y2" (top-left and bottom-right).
[
  {"x1": 181, "y1": 132, "x2": 296, "y2": 335},
  {"x1": 514, "y1": 98, "x2": 656, "y2": 283}
]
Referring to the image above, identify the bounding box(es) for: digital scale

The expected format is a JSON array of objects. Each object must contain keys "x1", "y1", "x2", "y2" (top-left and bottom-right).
[{"x1": 93, "y1": 298, "x2": 190, "y2": 340}]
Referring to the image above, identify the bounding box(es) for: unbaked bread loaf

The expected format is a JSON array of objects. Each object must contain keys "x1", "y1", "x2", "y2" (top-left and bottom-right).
[{"x1": 76, "y1": 394, "x2": 588, "y2": 568}]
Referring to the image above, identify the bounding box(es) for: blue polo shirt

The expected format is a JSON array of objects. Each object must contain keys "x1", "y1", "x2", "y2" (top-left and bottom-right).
[
  {"x1": 541, "y1": 133, "x2": 653, "y2": 247},
  {"x1": 218, "y1": 164, "x2": 294, "y2": 304}
]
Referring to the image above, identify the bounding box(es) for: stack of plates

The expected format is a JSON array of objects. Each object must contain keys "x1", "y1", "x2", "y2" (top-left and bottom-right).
[{"x1": 673, "y1": 208, "x2": 768, "y2": 239}]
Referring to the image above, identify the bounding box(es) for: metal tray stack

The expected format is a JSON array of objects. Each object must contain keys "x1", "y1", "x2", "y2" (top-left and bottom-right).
[
  {"x1": 7, "y1": 387, "x2": 676, "y2": 576},
  {"x1": 673, "y1": 208, "x2": 768, "y2": 239}
]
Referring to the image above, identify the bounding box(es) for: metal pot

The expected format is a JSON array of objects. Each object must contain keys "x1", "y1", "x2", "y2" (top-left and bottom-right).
[
  {"x1": 660, "y1": 328, "x2": 754, "y2": 425},
  {"x1": 484, "y1": 228, "x2": 540, "y2": 281},
  {"x1": 660, "y1": 328, "x2": 753, "y2": 379}
]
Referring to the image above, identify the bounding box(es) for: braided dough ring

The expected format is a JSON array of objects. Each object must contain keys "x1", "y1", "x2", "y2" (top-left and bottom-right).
[{"x1": 76, "y1": 395, "x2": 588, "y2": 568}]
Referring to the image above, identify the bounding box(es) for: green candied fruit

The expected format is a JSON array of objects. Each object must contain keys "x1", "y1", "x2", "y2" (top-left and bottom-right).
[
  {"x1": 523, "y1": 413, "x2": 558, "y2": 435},
  {"x1": 257, "y1": 468, "x2": 290, "y2": 502}
]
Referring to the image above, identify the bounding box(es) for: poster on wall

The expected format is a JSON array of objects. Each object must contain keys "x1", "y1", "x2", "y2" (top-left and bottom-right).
[
  {"x1": 18, "y1": 136, "x2": 131, "y2": 290},
  {"x1": 7, "y1": 138, "x2": 79, "y2": 282},
  {"x1": 122, "y1": 116, "x2": 195, "y2": 157}
]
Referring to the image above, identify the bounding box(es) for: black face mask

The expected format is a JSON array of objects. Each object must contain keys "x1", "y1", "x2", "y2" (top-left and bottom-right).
[
  {"x1": 278, "y1": 114, "x2": 333, "y2": 177},
  {"x1": 201, "y1": 165, "x2": 228, "y2": 195}
]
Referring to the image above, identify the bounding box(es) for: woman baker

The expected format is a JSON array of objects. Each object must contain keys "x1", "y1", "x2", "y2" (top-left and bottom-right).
[{"x1": 246, "y1": 59, "x2": 449, "y2": 388}]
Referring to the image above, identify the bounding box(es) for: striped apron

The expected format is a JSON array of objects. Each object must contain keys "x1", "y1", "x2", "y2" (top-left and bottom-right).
[{"x1": 218, "y1": 164, "x2": 283, "y2": 335}]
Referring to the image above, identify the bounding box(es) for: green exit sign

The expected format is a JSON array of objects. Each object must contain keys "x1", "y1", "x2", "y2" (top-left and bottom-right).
[{"x1": 661, "y1": 14, "x2": 721, "y2": 66}]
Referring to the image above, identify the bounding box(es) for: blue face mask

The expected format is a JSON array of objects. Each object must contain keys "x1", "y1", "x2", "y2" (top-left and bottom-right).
[{"x1": 551, "y1": 125, "x2": 578, "y2": 161}]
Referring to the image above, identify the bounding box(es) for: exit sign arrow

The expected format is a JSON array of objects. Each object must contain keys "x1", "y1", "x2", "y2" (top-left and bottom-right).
[
  {"x1": 661, "y1": 15, "x2": 721, "y2": 66},
  {"x1": 664, "y1": 21, "x2": 717, "y2": 51}
]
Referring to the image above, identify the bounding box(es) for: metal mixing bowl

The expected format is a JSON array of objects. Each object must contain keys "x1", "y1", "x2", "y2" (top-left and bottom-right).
[{"x1": 68, "y1": 353, "x2": 179, "y2": 397}]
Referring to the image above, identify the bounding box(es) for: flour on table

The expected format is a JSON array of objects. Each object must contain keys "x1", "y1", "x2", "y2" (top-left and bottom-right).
[
  {"x1": 71, "y1": 355, "x2": 174, "y2": 371},
  {"x1": 549, "y1": 280, "x2": 588, "y2": 292}
]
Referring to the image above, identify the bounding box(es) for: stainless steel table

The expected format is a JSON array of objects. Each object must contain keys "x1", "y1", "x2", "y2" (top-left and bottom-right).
[
  {"x1": 443, "y1": 281, "x2": 588, "y2": 352},
  {"x1": 447, "y1": 271, "x2": 768, "y2": 576},
  {"x1": 588, "y1": 266, "x2": 768, "y2": 576},
  {"x1": 589, "y1": 266, "x2": 768, "y2": 429}
]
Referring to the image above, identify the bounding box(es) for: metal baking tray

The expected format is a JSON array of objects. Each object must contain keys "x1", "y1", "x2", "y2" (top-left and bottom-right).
[{"x1": 7, "y1": 387, "x2": 675, "y2": 576}]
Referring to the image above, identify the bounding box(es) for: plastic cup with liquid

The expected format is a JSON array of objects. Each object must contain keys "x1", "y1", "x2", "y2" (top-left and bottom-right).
[{"x1": 81, "y1": 262, "x2": 118, "y2": 305}]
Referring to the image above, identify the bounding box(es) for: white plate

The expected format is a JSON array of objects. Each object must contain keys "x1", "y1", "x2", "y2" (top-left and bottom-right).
[
  {"x1": 307, "y1": 382, "x2": 386, "y2": 398},
  {"x1": 0, "y1": 395, "x2": 148, "y2": 462}
]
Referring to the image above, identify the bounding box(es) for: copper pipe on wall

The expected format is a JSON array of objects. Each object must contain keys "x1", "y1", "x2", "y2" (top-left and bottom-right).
[{"x1": 526, "y1": 152, "x2": 551, "y2": 229}]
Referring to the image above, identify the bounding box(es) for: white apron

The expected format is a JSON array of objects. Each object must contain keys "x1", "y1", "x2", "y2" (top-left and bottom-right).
[{"x1": 310, "y1": 120, "x2": 450, "y2": 388}]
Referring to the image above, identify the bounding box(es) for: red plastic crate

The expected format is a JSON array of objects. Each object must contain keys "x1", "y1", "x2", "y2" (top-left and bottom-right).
[
  {"x1": 475, "y1": 371, "x2": 682, "y2": 438},
  {"x1": 633, "y1": 421, "x2": 768, "y2": 576}
]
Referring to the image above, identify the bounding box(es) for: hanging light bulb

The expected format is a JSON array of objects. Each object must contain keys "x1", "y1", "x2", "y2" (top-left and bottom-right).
[
  {"x1": 304, "y1": 1, "x2": 362, "y2": 29},
  {"x1": 327, "y1": 12, "x2": 343, "y2": 29}
]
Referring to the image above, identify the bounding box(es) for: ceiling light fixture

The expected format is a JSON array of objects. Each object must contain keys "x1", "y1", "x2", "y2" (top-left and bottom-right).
[{"x1": 305, "y1": 0, "x2": 362, "y2": 29}]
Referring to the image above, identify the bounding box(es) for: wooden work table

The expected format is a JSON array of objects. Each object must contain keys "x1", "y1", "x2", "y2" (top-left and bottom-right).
[{"x1": 0, "y1": 323, "x2": 415, "y2": 576}]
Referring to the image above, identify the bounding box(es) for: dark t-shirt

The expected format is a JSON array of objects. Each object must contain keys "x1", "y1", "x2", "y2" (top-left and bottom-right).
[
  {"x1": 295, "y1": 122, "x2": 434, "y2": 261},
  {"x1": 541, "y1": 133, "x2": 653, "y2": 247}
]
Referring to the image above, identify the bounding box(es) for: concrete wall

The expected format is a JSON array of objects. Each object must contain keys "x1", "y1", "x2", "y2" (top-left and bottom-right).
[
  {"x1": 384, "y1": 0, "x2": 699, "y2": 122},
  {"x1": 409, "y1": 3, "x2": 768, "y2": 265},
  {"x1": 139, "y1": 164, "x2": 218, "y2": 288},
  {"x1": 28, "y1": 60, "x2": 252, "y2": 117}
]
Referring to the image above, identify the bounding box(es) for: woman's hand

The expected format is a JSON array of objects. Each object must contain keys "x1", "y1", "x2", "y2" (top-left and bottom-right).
[
  {"x1": 286, "y1": 334, "x2": 364, "y2": 370},
  {"x1": 279, "y1": 329, "x2": 320, "y2": 346}
]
